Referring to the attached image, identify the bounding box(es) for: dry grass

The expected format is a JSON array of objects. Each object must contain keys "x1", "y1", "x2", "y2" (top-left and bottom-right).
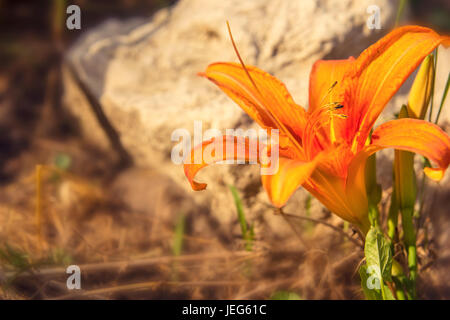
[
  {"x1": 1, "y1": 132, "x2": 449, "y2": 299},
  {"x1": 0, "y1": 136, "x2": 368, "y2": 300}
]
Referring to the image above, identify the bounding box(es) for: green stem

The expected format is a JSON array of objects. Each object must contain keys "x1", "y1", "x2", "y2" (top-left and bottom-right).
[
  {"x1": 392, "y1": 259, "x2": 408, "y2": 300},
  {"x1": 401, "y1": 207, "x2": 417, "y2": 299},
  {"x1": 387, "y1": 187, "x2": 399, "y2": 243},
  {"x1": 392, "y1": 277, "x2": 407, "y2": 300},
  {"x1": 416, "y1": 157, "x2": 431, "y2": 227},
  {"x1": 368, "y1": 203, "x2": 380, "y2": 230}
]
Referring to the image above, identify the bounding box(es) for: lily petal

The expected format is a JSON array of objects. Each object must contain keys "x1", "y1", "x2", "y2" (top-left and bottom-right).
[
  {"x1": 347, "y1": 118, "x2": 450, "y2": 214},
  {"x1": 200, "y1": 62, "x2": 306, "y2": 157},
  {"x1": 261, "y1": 156, "x2": 321, "y2": 208},
  {"x1": 304, "y1": 170, "x2": 370, "y2": 231},
  {"x1": 308, "y1": 57, "x2": 355, "y2": 112},
  {"x1": 371, "y1": 119, "x2": 450, "y2": 181},
  {"x1": 303, "y1": 58, "x2": 355, "y2": 156},
  {"x1": 346, "y1": 26, "x2": 450, "y2": 149},
  {"x1": 184, "y1": 135, "x2": 260, "y2": 191}
]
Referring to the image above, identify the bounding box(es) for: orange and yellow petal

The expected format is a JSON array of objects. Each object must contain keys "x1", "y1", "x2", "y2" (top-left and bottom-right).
[
  {"x1": 261, "y1": 156, "x2": 320, "y2": 208},
  {"x1": 305, "y1": 174, "x2": 370, "y2": 232},
  {"x1": 308, "y1": 57, "x2": 355, "y2": 113},
  {"x1": 345, "y1": 26, "x2": 450, "y2": 150},
  {"x1": 371, "y1": 118, "x2": 450, "y2": 181},
  {"x1": 347, "y1": 118, "x2": 450, "y2": 218},
  {"x1": 184, "y1": 135, "x2": 260, "y2": 191},
  {"x1": 201, "y1": 62, "x2": 306, "y2": 157}
]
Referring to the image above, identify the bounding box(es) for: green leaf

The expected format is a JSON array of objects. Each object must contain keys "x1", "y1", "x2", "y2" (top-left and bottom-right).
[
  {"x1": 365, "y1": 227, "x2": 393, "y2": 283},
  {"x1": 270, "y1": 291, "x2": 301, "y2": 300},
  {"x1": 359, "y1": 264, "x2": 396, "y2": 300},
  {"x1": 359, "y1": 265, "x2": 382, "y2": 300}
]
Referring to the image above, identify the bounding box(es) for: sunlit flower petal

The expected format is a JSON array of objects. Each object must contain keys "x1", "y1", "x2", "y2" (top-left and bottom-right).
[
  {"x1": 261, "y1": 155, "x2": 321, "y2": 208},
  {"x1": 201, "y1": 62, "x2": 306, "y2": 157},
  {"x1": 347, "y1": 118, "x2": 450, "y2": 212},
  {"x1": 308, "y1": 57, "x2": 354, "y2": 113},
  {"x1": 344, "y1": 26, "x2": 450, "y2": 150},
  {"x1": 184, "y1": 135, "x2": 260, "y2": 190}
]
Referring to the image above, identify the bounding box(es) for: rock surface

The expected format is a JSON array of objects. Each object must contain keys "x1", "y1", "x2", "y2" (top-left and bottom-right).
[{"x1": 63, "y1": 0, "x2": 450, "y2": 232}]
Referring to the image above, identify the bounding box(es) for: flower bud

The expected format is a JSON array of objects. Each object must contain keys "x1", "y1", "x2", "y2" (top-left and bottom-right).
[
  {"x1": 394, "y1": 105, "x2": 417, "y2": 210},
  {"x1": 407, "y1": 54, "x2": 434, "y2": 119}
]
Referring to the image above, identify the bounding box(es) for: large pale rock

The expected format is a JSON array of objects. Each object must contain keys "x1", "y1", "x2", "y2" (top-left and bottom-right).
[{"x1": 64, "y1": 0, "x2": 404, "y2": 229}]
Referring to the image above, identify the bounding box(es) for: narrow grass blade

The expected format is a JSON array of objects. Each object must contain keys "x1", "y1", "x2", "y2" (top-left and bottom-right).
[
  {"x1": 434, "y1": 72, "x2": 450, "y2": 124},
  {"x1": 428, "y1": 48, "x2": 438, "y2": 121},
  {"x1": 229, "y1": 185, "x2": 253, "y2": 250},
  {"x1": 172, "y1": 213, "x2": 185, "y2": 257},
  {"x1": 395, "y1": 0, "x2": 408, "y2": 27},
  {"x1": 229, "y1": 185, "x2": 247, "y2": 237}
]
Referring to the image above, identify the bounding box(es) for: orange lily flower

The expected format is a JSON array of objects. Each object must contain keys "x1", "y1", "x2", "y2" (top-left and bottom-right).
[{"x1": 184, "y1": 26, "x2": 450, "y2": 233}]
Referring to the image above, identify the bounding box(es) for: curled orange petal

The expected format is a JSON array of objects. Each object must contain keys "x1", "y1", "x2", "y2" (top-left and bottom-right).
[
  {"x1": 348, "y1": 119, "x2": 450, "y2": 203},
  {"x1": 371, "y1": 118, "x2": 450, "y2": 181},
  {"x1": 184, "y1": 135, "x2": 261, "y2": 191}
]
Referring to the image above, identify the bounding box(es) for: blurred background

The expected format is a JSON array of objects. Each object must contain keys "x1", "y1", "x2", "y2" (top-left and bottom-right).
[{"x1": 0, "y1": 0, "x2": 449, "y2": 299}]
